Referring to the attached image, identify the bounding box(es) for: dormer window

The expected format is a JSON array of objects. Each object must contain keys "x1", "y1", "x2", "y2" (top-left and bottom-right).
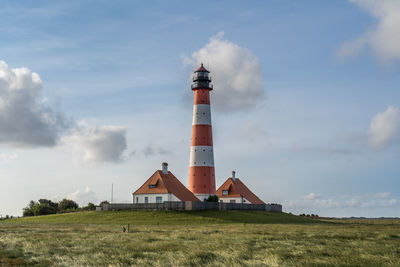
[
  {"x1": 149, "y1": 184, "x2": 156, "y2": 189},
  {"x1": 222, "y1": 190, "x2": 228, "y2": 196}
]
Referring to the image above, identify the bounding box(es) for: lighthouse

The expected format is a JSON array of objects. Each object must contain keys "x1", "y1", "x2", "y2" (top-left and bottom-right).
[{"x1": 188, "y1": 64, "x2": 216, "y2": 201}]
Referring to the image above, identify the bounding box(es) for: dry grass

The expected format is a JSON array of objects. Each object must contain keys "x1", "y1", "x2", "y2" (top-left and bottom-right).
[{"x1": 0, "y1": 212, "x2": 399, "y2": 266}]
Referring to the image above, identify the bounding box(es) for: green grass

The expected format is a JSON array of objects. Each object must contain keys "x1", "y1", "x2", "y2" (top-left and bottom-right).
[
  {"x1": 3, "y1": 210, "x2": 318, "y2": 225},
  {"x1": 1, "y1": 211, "x2": 399, "y2": 266}
]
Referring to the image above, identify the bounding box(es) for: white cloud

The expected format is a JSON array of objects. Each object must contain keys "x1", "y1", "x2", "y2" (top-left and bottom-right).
[
  {"x1": 239, "y1": 121, "x2": 267, "y2": 142},
  {"x1": 303, "y1": 192, "x2": 321, "y2": 200},
  {"x1": 339, "y1": 0, "x2": 400, "y2": 62},
  {"x1": 292, "y1": 144, "x2": 356, "y2": 155},
  {"x1": 368, "y1": 106, "x2": 400, "y2": 150},
  {"x1": 67, "y1": 123, "x2": 128, "y2": 164},
  {"x1": 286, "y1": 192, "x2": 399, "y2": 211},
  {"x1": 184, "y1": 32, "x2": 264, "y2": 111},
  {"x1": 142, "y1": 145, "x2": 171, "y2": 157},
  {"x1": 0, "y1": 60, "x2": 129, "y2": 164},
  {"x1": 67, "y1": 186, "x2": 98, "y2": 206},
  {"x1": 0, "y1": 60, "x2": 70, "y2": 148},
  {"x1": 374, "y1": 192, "x2": 391, "y2": 198},
  {"x1": 0, "y1": 152, "x2": 18, "y2": 161}
]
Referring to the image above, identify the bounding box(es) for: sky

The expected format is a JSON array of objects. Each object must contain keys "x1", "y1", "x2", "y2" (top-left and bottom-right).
[{"x1": 0, "y1": 0, "x2": 399, "y2": 217}]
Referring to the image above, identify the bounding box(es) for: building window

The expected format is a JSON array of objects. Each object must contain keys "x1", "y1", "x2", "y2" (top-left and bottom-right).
[
  {"x1": 156, "y1": 196, "x2": 162, "y2": 203},
  {"x1": 230, "y1": 200, "x2": 236, "y2": 203},
  {"x1": 136, "y1": 197, "x2": 138, "y2": 203},
  {"x1": 145, "y1": 197, "x2": 148, "y2": 203},
  {"x1": 222, "y1": 190, "x2": 228, "y2": 195},
  {"x1": 149, "y1": 184, "x2": 156, "y2": 189}
]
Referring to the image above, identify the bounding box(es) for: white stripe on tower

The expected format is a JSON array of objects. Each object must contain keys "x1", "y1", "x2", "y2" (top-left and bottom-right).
[
  {"x1": 189, "y1": 146, "x2": 214, "y2": 167},
  {"x1": 192, "y1": 104, "x2": 211, "y2": 125}
]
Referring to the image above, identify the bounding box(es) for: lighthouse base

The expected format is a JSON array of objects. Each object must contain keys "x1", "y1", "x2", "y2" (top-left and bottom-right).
[{"x1": 195, "y1": 194, "x2": 215, "y2": 202}]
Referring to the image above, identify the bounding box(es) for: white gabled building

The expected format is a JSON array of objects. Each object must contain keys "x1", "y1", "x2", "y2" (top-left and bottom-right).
[
  {"x1": 132, "y1": 163, "x2": 200, "y2": 204},
  {"x1": 216, "y1": 171, "x2": 265, "y2": 204}
]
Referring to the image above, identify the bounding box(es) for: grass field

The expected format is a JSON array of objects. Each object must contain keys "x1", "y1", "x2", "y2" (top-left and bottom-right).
[{"x1": 1, "y1": 211, "x2": 399, "y2": 266}]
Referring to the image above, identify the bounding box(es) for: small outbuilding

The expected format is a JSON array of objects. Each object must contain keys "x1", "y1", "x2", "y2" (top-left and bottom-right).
[
  {"x1": 132, "y1": 163, "x2": 200, "y2": 203},
  {"x1": 216, "y1": 171, "x2": 265, "y2": 204}
]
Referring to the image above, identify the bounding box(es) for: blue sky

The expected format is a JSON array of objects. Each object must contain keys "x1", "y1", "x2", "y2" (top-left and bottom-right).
[{"x1": 0, "y1": 0, "x2": 399, "y2": 217}]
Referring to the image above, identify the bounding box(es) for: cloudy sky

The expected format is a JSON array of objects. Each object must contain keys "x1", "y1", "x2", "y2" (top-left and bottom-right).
[{"x1": 1, "y1": 0, "x2": 399, "y2": 217}]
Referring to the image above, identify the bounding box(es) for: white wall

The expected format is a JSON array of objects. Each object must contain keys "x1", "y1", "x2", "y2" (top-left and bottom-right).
[
  {"x1": 132, "y1": 193, "x2": 180, "y2": 203},
  {"x1": 219, "y1": 197, "x2": 250, "y2": 204}
]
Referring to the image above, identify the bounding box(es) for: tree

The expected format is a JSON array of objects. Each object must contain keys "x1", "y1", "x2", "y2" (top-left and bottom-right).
[
  {"x1": 23, "y1": 207, "x2": 34, "y2": 217},
  {"x1": 32, "y1": 204, "x2": 57, "y2": 216},
  {"x1": 83, "y1": 203, "x2": 96, "y2": 211},
  {"x1": 38, "y1": 199, "x2": 58, "y2": 209},
  {"x1": 28, "y1": 200, "x2": 36, "y2": 208},
  {"x1": 58, "y1": 199, "x2": 78, "y2": 211}
]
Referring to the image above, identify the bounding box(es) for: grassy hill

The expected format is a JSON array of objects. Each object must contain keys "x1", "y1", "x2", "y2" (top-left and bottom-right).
[
  {"x1": 1, "y1": 211, "x2": 399, "y2": 266},
  {"x1": 3, "y1": 210, "x2": 319, "y2": 225}
]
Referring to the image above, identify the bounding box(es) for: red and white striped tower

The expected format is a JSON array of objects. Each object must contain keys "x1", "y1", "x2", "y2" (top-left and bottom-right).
[{"x1": 188, "y1": 64, "x2": 216, "y2": 201}]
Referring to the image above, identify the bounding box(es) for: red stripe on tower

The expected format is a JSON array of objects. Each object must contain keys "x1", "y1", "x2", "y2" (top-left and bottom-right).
[{"x1": 188, "y1": 64, "x2": 216, "y2": 201}]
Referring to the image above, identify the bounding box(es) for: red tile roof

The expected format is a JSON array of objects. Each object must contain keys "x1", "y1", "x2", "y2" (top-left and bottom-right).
[
  {"x1": 216, "y1": 178, "x2": 265, "y2": 204},
  {"x1": 133, "y1": 170, "x2": 200, "y2": 202}
]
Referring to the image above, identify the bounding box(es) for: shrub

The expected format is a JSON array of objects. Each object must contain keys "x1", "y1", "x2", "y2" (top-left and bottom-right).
[{"x1": 206, "y1": 195, "x2": 219, "y2": 202}]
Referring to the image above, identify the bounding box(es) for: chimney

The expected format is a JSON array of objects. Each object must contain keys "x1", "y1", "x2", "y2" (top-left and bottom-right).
[
  {"x1": 162, "y1": 162, "x2": 168, "y2": 174},
  {"x1": 232, "y1": 171, "x2": 236, "y2": 182}
]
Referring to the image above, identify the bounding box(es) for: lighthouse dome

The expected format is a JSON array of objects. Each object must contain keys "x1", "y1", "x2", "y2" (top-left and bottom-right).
[{"x1": 194, "y1": 63, "x2": 210, "y2": 73}]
